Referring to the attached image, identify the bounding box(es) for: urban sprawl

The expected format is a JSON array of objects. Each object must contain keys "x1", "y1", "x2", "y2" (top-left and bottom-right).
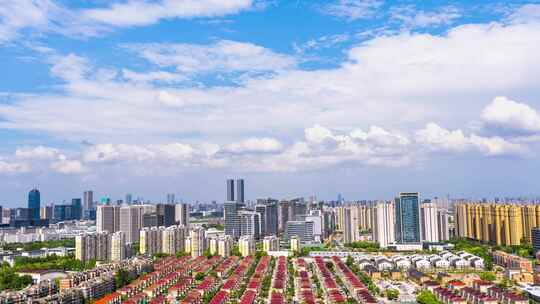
[{"x1": 1, "y1": 179, "x2": 540, "y2": 304}]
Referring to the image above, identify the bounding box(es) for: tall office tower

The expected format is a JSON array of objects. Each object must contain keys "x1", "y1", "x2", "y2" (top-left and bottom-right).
[
  {"x1": 290, "y1": 199, "x2": 307, "y2": 221},
  {"x1": 125, "y1": 194, "x2": 132, "y2": 205},
  {"x1": 239, "y1": 210, "x2": 261, "y2": 240},
  {"x1": 437, "y1": 210, "x2": 450, "y2": 241},
  {"x1": 263, "y1": 235, "x2": 279, "y2": 252},
  {"x1": 110, "y1": 231, "x2": 126, "y2": 261},
  {"x1": 190, "y1": 227, "x2": 206, "y2": 258},
  {"x1": 218, "y1": 235, "x2": 233, "y2": 257},
  {"x1": 224, "y1": 201, "x2": 240, "y2": 238},
  {"x1": 265, "y1": 200, "x2": 278, "y2": 236},
  {"x1": 71, "y1": 198, "x2": 82, "y2": 220},
  {"x1": 395, "y1": 192, "x2": 421, "y2": 243},
  {"x1": 341, "y1": 207, "x2": 360, "y2": 244},
  {"x1": 236, "y1": 179, "x2": 245, "y2": 203},
  {"x1": 140, "y1": 227, "x2": 162, "y2": 255},
  {"x1": 255, "y1": 205, "x2": 266, "y2": 236},
  {"x1": 285, "y1": 220, "x2": 314, "y2": 243},
  {"x1": 40, "y1": 206, "x2": 53, "y2": 220},
  {"x1": 175, "y1": 203, "x2": 190, "y2": 227},
  {"x1": 533, "y1": 228, "x2": 540, "y2": 256},
  {"x1": 97, "y1": 205, "x2": 120, "y2": 233},
  {"x1": 28, "y1": 188, "x2": 40, "y2": 221},
  {"x1": 166, "y1": 193, "x2": 175, "y2": 204},
  {"x1": 119, "y1": 205, "x2": 142, "y2": 243},
  {"x1": 156, "y1": 203, "x2": 175, "y2": 227},
  {"x1": 371, "y1": 201, "x2": 395, "y2": 248},
  {"x1": 227, "y1": 179, "x2": 235, "y2": 201},
  {"x1": 238, "y1": 235, "x2": 255, "y2": 257},
  {"x1": 83, "y1": 191, "x2": 93, "y2": 218},
  {"x1": 420, "y1": 201, "x2": 439, "y2": 242},
  {"x1": 278, "y1": 201, "x2": 289, "y2": 232}
]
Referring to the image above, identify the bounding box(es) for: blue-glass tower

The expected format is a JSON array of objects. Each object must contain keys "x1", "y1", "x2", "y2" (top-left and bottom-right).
[
  {"x1": 28, "y1": 188, "x2": 41, "y2": 220},
  {"x1": 395, "y1": 192, "x2": 421, "y2": 243}
]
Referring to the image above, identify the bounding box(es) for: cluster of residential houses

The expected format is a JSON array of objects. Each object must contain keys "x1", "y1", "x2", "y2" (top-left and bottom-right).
[{"x1": 350, "y1": 251, "x2": 484, "y2": 273}]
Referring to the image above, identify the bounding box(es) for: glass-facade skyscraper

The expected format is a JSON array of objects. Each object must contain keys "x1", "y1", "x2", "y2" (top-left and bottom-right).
[
  {"x1": 395, "y1": 192, "x2": 421, "y2": 243},
  {"x1": 227, "y1": 179, "x2": 235, "y2": 201},
  {"x1": 28, "y1": 188, "x2": 40, "y2": 220},
  {"x1": 236, "y1": 179, "x2": 244, "y2": 203}
]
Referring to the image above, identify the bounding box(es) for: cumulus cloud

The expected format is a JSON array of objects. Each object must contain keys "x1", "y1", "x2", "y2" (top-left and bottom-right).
[
  {"x1": 416, "y1": 122, "x2": 526, "y2": 156},
  {"x1": 0, "y1": 0, "x2": 55, "y2": 43},
  {"x1": 15, "y1": 146, "x2": 59, "y2": 159},
  {"x1": 124, "y1": 40, "x2": 297, "y2": 74},
  {"x1": 0, "y1": 160, "x2": 30, "y2": 174},
  {"x1": 226, "y1": 138, "x2": 283, "y2": 153},
  {"x1": 508, "y1": 4, "x2": 540, "y2": 24},
  {"x1": 481, "y1": 96, "x2": 540, "y2": 134},
  {"x1": 50, "y1": 159, "x2": 86, "y2": 174}
]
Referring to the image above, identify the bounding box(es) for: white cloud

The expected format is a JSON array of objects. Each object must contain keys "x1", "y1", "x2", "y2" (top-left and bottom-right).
[
  {"x1": 0, "y1": 0, "x2": 54, "y2": 43},
  {"x1": 320, "y1": 0, "x2": 383, "y2": 21},
  {"x1": 0, "y1": 160, "x2": 30, "y2": 174},
  {"x1": 15, "y1": 146, "x2": 60, "y2": 159},
  {"x1": 481, "y1": 96, "x2": 540, "y2": 134},
  {"x1": 391, "y1": 5, "x2": 461, "y2": 29},
  {"x1": 416, "y1": 122, "x2": 525, "y2": 156},
  {"x1": 82, "y1": 0, "x2": 254, "y2": 27},
  {"x1": 226, "y1": 138, "x2": 283, "y2": 153},
  {"x1": 50, "y1": 159, "x2": 86, "y2": 174},
  {"x1": 125, "y1": 40, "x2": 297, "y2": 74},
  {"x1": 508, "y1": 4, "x2": 540, "y2": 24},
  {"x1": 122, "y1": 69, "x2": 186, "y2": 84}
]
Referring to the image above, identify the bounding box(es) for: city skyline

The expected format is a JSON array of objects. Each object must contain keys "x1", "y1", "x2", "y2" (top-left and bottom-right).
[{"x1": 1, "y1": 1, "x2": 540, "y2": 203}]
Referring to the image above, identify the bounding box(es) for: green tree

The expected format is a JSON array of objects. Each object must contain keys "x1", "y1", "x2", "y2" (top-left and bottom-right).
[
  {"x1": 479, "y1": 272, "x2": 496, "y2": 282},
  {"x1": 416, "y1": 290, "x2": 441, "y2": 304},
  {"x1": 386, "y1": 289, "x2": 399, "y2": 300},
  {"x1": 114, "y1": 269, "x2": 131, "y2": 289}
]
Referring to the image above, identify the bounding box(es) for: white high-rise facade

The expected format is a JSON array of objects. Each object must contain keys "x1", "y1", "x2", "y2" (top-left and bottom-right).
[
  {"x1": 97, "y1": 205, "x2": 120, "y2": 233},
  {"x1": 190, "y1": 227, "x2": 206, "y2": 258},
  {"x1": 437, "y1": 210, "x2": 450, "y2": 241},
  {"x1": 341, "y1": 206, "x2": 360, "y2": 244},
  {"x1": 175, "y1": 203, "x2": 190, "y2": 227},
  {"x1": 420, "y1": 202, "x2": 439, "y2": 242},
  {"x1": 372, "y1": 201, "x2": 395, "y2": 248},
  {"x1": 111, "y1": 231, "x2": 126, "y2": 261}
]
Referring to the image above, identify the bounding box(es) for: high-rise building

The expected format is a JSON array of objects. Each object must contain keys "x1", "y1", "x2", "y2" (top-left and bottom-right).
[
  {"x1": 290, "y1": 236, "x2": 301, "y2": 252},
  {"x1": 339, "y1": 206, "x2": 360, "y2": 244},
  {"x1": 372, "y1": 201, "x2": 395, "y2": 248},
  {"x1": 28, "y1": 188, "x2": 40, "y2": 221},
  {"x1": 533, "y1": 228, "x2": 540, "y2": 256},
  {"x1": 395, "y1": 193, "x2": 421, "y2": 243},
  {"x1": 190, "y1": 227, "x2": 206, "y2": 258},
  {"x1": 140, "y1": 227, "x2": 162, "y2": 255},
  {"x1": 40, "y1": 206, "x2": 53, "y2": 220},
  {"x1": 264, "y1": 200, "x2": 278, "y2": 236},
  {"x1": 239, "y1": 211, "x2": 261, "y2": 240},
  {"x1": 97, "y1": 205, "x2": 120, "y2": 233},
  {"x1": 437, "y1": 210, "x2": 450, "y2": 241},
  {"x1": 224, "y1": 201, "x2": 240, "y2": 238},
  {"x1": 125, "y1": 194, "x2": 132, "y2": 205},
  {"x1": 255, "y1": 205, "x2": 266, "y2": 236},
  {"x1": 119, "y1": 205, "x2": 143, "y2": 243},
  {"x1": 71, "y1": 198, "x2": 82, "y2": 220},
  {"x1": 156, "y1": 203, "x2": 175, "y2": 227},
  {"x1": 110, "y1": 231, "x2": 126, "y2": 261},
  {"x1": 227, "y1": 179, "x2": 235, "y2": 201},
  {"x1": 218, "y1": 235, "x2": 233, "y2": 257},
  {"x1": 263, "y1": 235, "x2": 279, "y2": 252},
  {"x1": 175, "y1": 203, "x2": 190, "y2": 227},
  {"x1": 297, "y1": 214, "x2": 322, "y2": 243},
  {"x1": 285, "y1": 220, "x2": 314, "y2": 243},
  {"x1": 278, "y1": 201, "x2": 289, "y2": 233},
  {"x1": 238, "y1": 235, "x2": 255, "y2": 257},
  {"x1": 420, "y1": 201, "x2": 439, "y2": 242},
  {"x1": 75, "y1": 232, "x2": 110, "y2": 262},
  {"x1": 162, "y1": 225, "x2": 186, "y2": 255},
  {"x1": 166, "y1": 193, "x2": 175, "y2": 204},
  {"x1": 83, "y1": 191, "x2": 93, "y2": 219},
  {"x1": 236, "y1": 179, "x2": 244, "y2": 203}
]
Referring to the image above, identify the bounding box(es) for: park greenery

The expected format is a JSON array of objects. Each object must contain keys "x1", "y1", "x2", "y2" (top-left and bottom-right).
[
  {"x1": 449, "y1": 238, "x2": 493, "y2": 270},
  {"x1": 0, "y1": 265, "x2": 33, "y2": 291},
  {"x1": 13, "y1": 255, "x2": 96, "y2": 271},
  {"x1": 416, "y1": 290, "x2": 442, "y2": 304},
  {"x1": 385, "y1": 288, "x2": 399, "y2": 300},
  {"x1": 344, "y1": 241, "x2": 380, "y2": 252},
  {"x1": 1, "y1": 238, "x2": 75, "y2": 251}
]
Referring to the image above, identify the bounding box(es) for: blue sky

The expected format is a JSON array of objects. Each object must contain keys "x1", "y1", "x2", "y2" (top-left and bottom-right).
[{"x1": 1, "y1": 0, "x2": 540, "y2": 206}]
